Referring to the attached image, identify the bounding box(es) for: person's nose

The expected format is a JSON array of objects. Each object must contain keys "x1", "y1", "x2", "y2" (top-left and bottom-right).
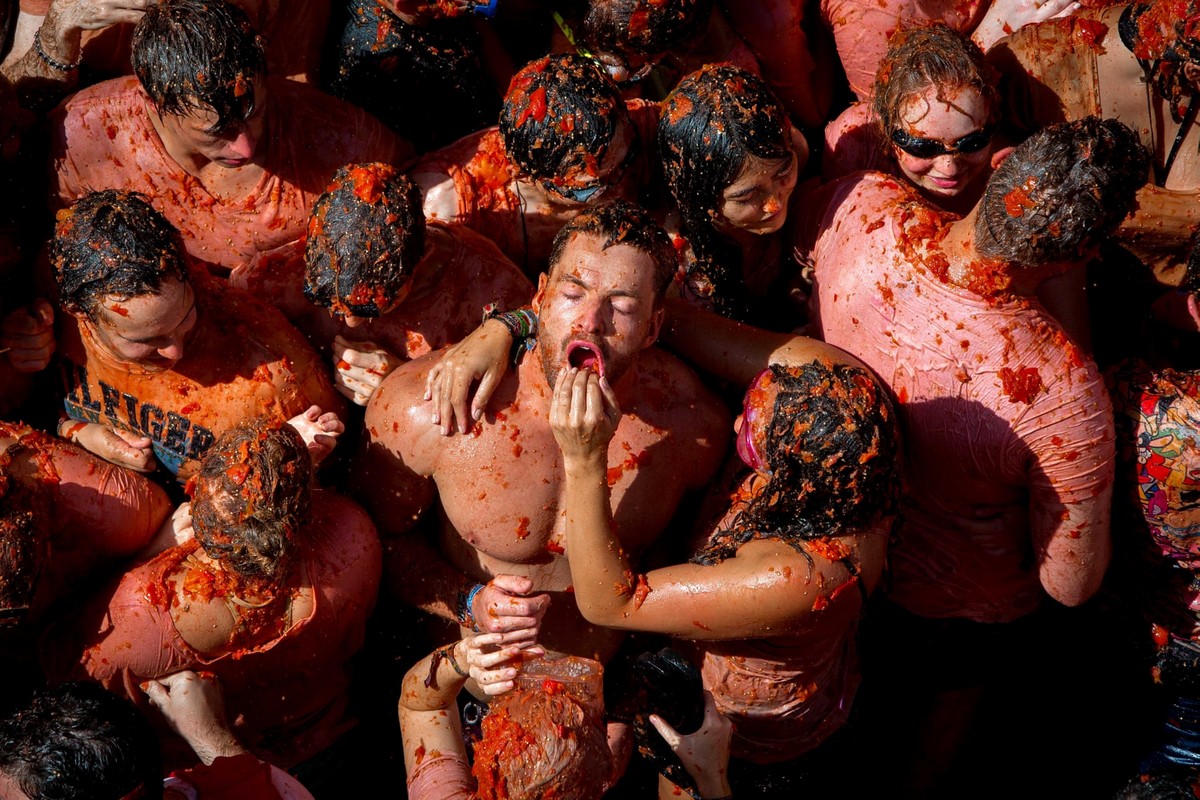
[
  {"x1": 157, "y1": 339, "x2": 185, "y2": 362},
  {"x1": 577, "y1": 297, "x2": 607, "y2": 335},
  {"x1": 763, "y1": 193, "x2": 784, "y2": 216},
  {"x1": 227, "y1": 129, "x2": 255, "y2": 160},
  {"x1": 934, "y1": 153, "x2": 962, "y2": 175}
]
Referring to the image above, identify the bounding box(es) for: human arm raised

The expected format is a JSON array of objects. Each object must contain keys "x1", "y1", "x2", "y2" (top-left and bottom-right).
[
  {"x1": 400, "y1": 628, "x2": 545, "y2": 773},
  {"x1": 2, "y1": 0, "x2": 152, "y2": 106},
  {"x1": 970, "y1": 0, "x2": 1080, "y2": 53},
  {"x1": 550, "y1": 366, "x2": 883, "y2": 639}
]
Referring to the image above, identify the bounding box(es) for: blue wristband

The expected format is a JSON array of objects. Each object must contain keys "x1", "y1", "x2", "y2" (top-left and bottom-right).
[{"x1": 466, "y1": 583, "x2": 486, "y2": 632}]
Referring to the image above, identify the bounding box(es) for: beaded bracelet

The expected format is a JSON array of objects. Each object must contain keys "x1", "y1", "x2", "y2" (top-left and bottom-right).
[
  {"x1": 33, "y1": 29, "x2": 80, "y2": 72},
  {"x1": 482, "y1": 304, "x2": 538, "y2": 363}
]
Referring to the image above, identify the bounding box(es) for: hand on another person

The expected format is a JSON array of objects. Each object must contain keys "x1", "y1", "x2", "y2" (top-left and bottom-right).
[
  {"x1": 285, "y1": 405, "x2": 343, "y2": 465},
  {"x1": 467, "y1": 573, "x2": 550, "y2": 636},
  {"x1": 424, "y1": 318, "x2": 514, "y2": 435},
  {"x1": 462, "y1": 627, "x2": 545, "y2": 697},
  {"x1": 548, "y1": 367, "x2": 621, "y2": 465},
  {"x1": 143, "y1": 671, "x2": 246, "y2": 766},
  {"x1": 332, "y1": 335, "x2": 401, "y2": 406},
  {"x1": 1, "y1": 300, "x2": 55, "y2": 373},
  {"x1": 972, "y1": 0, "x2": 1080, "y2": 50},
  {"x1": 64, "y1": 420, "x2": 156, "y2": 472},
  {"x1": 651, "y1": 691, "x2": 733, "y2": 800}
]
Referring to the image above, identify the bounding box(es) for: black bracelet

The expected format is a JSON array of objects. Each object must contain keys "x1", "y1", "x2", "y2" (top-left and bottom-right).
[
  {"x1": 441, "y1": 645, "x2": 469, "y2": 679},
  {"x1": 33, "y1": 28, "x2": 80, "y2": 72}
]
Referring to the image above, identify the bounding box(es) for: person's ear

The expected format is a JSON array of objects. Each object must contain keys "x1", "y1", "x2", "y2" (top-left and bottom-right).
[
  {"x1": 531, "y1": 272, "x2": 548, "y2": 314},
  {"x1": 990, "y1": 146, "x2": 1016, "y2": 170},
  {"x1": 642, "y1": 304, "x2": 665, "y2": 349}
]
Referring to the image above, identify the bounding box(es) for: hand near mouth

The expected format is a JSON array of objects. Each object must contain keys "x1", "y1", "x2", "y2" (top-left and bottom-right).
[{"x1": 550, "y1": 367, "x2": 621, "y2": 465}]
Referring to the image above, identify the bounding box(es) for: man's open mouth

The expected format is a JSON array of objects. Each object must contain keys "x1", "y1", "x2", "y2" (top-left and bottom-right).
[{"x1": 565, "y1": 341, "x2": 606, "y2": 376}]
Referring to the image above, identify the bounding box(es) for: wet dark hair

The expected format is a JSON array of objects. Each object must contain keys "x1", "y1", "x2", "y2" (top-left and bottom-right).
[
  {"x1": 305, "y1": 163, "x2": 426, "y2": 318},
  {"x1": 0, "y1": 455, "x2": 43, "y2": 628},
  {"x1": 872, "y1": 23, "x2": 999, "y2": 141},
  {"x1": 52, "y1": 190, "x2": 189, "y2": 320},
  {"x1": 693, "y1": 360, "x2": 900, "y2": 565},
  {"x1": 131, "y1": 0, "x2": 266, "y2": 134},
  {"x1": 499, "y1": 53, "x2": 630, "y2": 183},
  {"x1": 547, "y1": 200, "x2": 676, "y2": 302},
  {"x1": 0, "y1": 682, "x2": 163, "y2": 800},
  {"x1": 975, "y1": 117, "x2": 1149, "y2": 266},
  {"x1": 190, "y1": 421, "x2": 312, "y2": 582},
  {"x1": 658, "y1": 64, "x2": 792, "y2": 321},
  {"x1": 581, "y1": 0, "x2": 713, "y2": 57}
]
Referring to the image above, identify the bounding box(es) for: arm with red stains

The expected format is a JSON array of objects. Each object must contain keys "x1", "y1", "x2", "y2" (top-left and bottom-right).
[
  {"x1": 399, "y1": 630, "x2": 543, "y2": 788},
  {"x1": 1025, "y1": 366, "x2": 1114, "y2": 606},
  {"x1": 552, "y1": 366, "x2": 883, "y2": 637},
  {"x1": 658, "y1": 297, "x2": 870, "y2": 387}
]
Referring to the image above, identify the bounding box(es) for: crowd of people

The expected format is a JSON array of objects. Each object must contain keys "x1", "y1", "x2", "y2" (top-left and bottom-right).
[{"x1": 3, "y1": 0, "x2": 1200, "y2": 797}]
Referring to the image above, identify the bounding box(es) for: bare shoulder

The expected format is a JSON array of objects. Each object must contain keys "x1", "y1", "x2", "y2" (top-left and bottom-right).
[
  {"x1": 362, "y1": 351, "x2": 446, "y2": 469},
  {"x1": 413, "y1": 171, "x2": 461, "y2": 224},
  {"x1": 634, "y1": 348, "x2": 730, "y2": 480}
]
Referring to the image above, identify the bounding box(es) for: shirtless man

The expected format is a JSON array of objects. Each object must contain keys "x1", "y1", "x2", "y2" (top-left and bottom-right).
[
  {"x1": 355, "y1": 200, "x2": 727, "y2": 665},
  {"x1": 53, "y1": 190, "x2": 343, "y2": 478},
  {"x1": 412, "y1": 52, "x2": 656, "y2": 278},
  {"x1": 48, "y1": 0, "x2": 406, "y2": 290}
]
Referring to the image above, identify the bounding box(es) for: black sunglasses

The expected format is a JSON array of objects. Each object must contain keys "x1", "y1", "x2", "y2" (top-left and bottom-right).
[{"x1": 890, "y1": 125, "x2": 995, "y2": 159}]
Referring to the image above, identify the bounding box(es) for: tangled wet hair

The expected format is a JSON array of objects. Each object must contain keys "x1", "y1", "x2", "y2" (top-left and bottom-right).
[
  {"x1": 975, "y1": 117, "x2": 1148, "y2": 267},
  {"x1": 693, "y1": 360, "x2": 900, "y2": 565},
  {"x1": 0, "y1": 456, "x2": 43, "y2": 628},
  {"x1": 305, "y1": 163, "x2": 426, "y2": 318},
  {"x1": 52, "y1": 190, "x2": 188, "y2": 320},
  {"x1": 190, "y1": 421, "x2": 312, "y2": 583},
  {"x1": 132, "y1": 0, "x2": 266, "y2": 134},
  {"x1": 1115, "y1": 771, "x2": 1200, "y2": 799},
  {"x1": 581, "y1": 0, "x2": 713, "y2": 57},
  {"x1": 472, "y1": 686, "x2": 611, "y2": 800},
  {"x1": 499, "y1": 53, "x2": 630, "y2": 183},
  {"x1": 0, "y1": 682, "x2": 163, "y2": 800},
  {"x1": 872, "y1": 23, "x2": 999, "y2": 142},
  {"x1": 1124, "y1": 0, "x2": 1200, "y2": 119},
  {"x1": 547, "y1": 200, "x2": 676, "y2": 302},
  {"x1": 658, "y1": 64, "x2": 793, "y2": 321}
]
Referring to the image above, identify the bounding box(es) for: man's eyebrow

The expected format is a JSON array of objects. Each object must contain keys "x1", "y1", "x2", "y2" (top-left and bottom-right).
[{"x1": 559, "y1": 273, "x2": 640, "y2": 300}]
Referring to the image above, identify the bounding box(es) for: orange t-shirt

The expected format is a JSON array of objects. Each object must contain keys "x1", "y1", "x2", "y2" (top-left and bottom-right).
[
  {"x1": 56, "y1": 271, "x2": 344, "y2": 478},
  {"x1": 50, "y1": 77, "x2": 407, "y2": 283}
]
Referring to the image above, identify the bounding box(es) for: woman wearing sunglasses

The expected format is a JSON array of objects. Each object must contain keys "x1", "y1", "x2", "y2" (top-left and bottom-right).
[
  {"x1": 825, "y1": 24, "x2": 1003, "y2": 217},
  {"x1": 658, "y1": 64, "x2": 809, "y2": 325}
]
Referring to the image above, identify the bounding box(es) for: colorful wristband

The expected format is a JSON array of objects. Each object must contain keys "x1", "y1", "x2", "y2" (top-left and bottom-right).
[{"x1": 482, "y1": 304, "x2": 538, "y2": 363}]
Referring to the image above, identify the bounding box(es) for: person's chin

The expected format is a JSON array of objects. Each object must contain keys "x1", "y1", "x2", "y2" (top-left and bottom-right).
[{"x1": 216, "y1": 156, "x2": 252, "y2": 168}]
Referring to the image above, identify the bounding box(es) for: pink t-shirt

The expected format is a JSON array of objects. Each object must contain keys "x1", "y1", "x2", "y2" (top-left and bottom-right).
[
  {"x1": 819, "y1": 0, "x2": 987, "y2": 99},
  {"x1": 798, "y1": 173, "x2": 1114, "y2": 623},
  {"x1": 43, "y1": 490, "x2": 382, "y2": 769},
  {"x1": 49, "y1": 77, "x2": 406, "y2": 283}
]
